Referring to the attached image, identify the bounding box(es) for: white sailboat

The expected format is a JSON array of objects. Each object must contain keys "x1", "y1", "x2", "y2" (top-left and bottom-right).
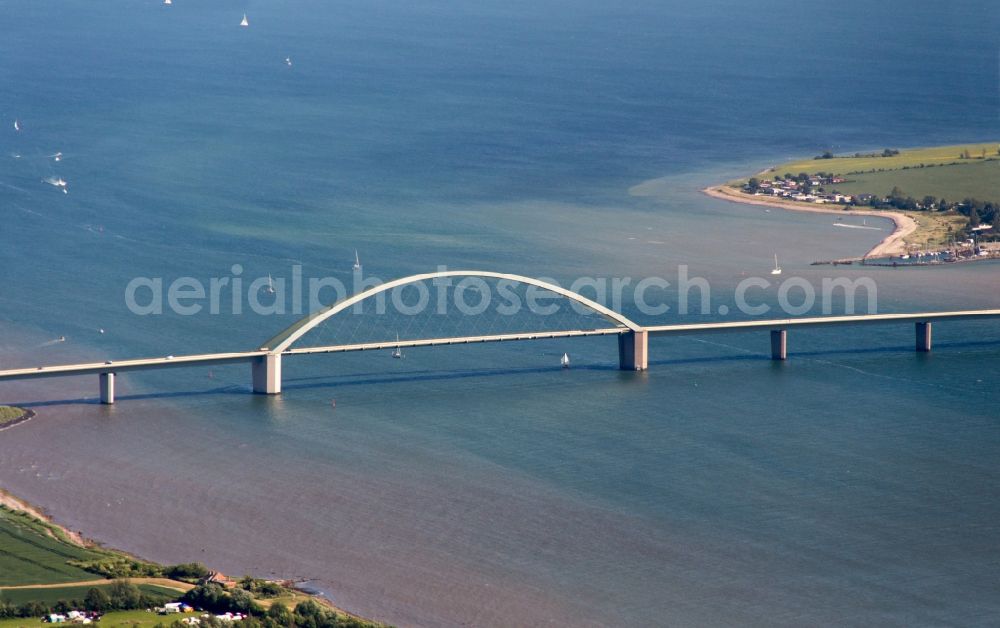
[
  {"x1": 770, "y1": 254, "x2": 782, "y2": 275},
  {"x1": 392, "y1": 333, "x2": 403, "y2": 359},
  {"x1": 240, "y1": 13, "x2": 249, "y2": 27},
  {"x1": 285, "y1": 57, "x2": 293, "y2": 67},
  {"x1": 164, "y1": 0, "x2": 172, "y2": 5},
  {"x1": 13, "y1": 120, "x2": 20, "y2": 132},
  {"x1": 353, "y1": 250, "x2": 361, "y2": 271},
  {"x1": 266, "y1": 274, "x2": 275, "y2": 294},
  {"x1": 561, "y1": 353, "x2": 570, "y2": 368}
]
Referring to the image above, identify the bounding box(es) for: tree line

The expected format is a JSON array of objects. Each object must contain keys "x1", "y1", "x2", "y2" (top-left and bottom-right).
[
  {"x1": 851, "y1": 187, "x2": 999, "y2": 232},
  {"x1": 1, "y1": 580, "x2": 386, "y2": 628},
  {"x1": 178, "y1": 583, "x2": 384, "y2": 628},
  {"x1": 0, "y1": 580, "x2": 160, "y2": 618},
  {"x1": 69, "y1": 558, "x2": 212, "y2": 582}
]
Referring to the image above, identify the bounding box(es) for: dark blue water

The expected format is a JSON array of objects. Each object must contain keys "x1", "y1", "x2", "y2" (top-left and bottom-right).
[{"x1": 2, "y1": 1, "x2": 1000, "y2": 625}]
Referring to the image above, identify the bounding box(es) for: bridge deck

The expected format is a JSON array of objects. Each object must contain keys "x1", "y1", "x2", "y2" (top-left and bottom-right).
[
  {"x1": 0, "y1": 351, "x2": 267, "y2": 381},
  {"x1": 283, "y1": 328, "x2": 627, "y2": 355},
  {"x1": 1, "y1": 309, "x2": 998, "y2": 382},
  {"x1": 645, "y1": 310, "x2": 1000, "y2": 336}
]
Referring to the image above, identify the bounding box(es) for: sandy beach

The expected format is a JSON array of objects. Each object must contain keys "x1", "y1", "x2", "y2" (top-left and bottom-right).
[{"x1": 703, "y1": 185, "x2": 918, "y2": 259}]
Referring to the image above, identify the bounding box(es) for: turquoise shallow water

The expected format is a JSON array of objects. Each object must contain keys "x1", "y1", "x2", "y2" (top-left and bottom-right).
[{"x1": 2, "y1": 1, "x2": 1000, "y2": 626}]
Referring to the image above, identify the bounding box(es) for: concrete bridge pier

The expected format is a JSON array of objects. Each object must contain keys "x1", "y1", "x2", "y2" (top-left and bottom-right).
[
  {"x1": 618, "y1": 330, "x2": 648, "y2": 371},
  {"x1": 252, "y1": 354, "x2": 282, "y2": 394},
  {"x1": 770, "y1": 329, "x2": 787, "y2": 360},
  {"x1": 99, "y1": 372, "x2": 115, "y2": 404},
  {"x1": 916, "y1": 322, "x2": 932, "y2": 352}
]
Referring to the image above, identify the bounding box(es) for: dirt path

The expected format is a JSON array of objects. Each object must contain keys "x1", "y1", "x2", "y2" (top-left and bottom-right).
[{"x1": 0, "y1": 577, "x2": 195, "y2": 592}]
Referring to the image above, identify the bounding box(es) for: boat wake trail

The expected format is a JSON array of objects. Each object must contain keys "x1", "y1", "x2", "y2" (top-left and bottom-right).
[{"x1": 833, "y1": 223, "x2": 882, "y2": 231}]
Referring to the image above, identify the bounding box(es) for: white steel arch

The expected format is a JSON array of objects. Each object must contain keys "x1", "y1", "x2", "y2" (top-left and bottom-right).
[{"x1": 259, "y1": 270, "x2": 642, "y2": 353}]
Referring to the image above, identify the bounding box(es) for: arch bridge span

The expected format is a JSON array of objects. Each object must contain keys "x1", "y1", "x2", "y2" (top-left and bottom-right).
[
  {"x1": 249, "y1": 270, "x2": 646, "y2": 393},
  {"x1": 0, "y1": 270, "x2": 997, "y2": 403},
  {"x1": 259, "y1": 270, "x2": 642, "y2": 353}
]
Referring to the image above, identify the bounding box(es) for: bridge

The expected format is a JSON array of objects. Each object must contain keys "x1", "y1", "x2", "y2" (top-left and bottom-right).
[{"x1": 1, "y1": 270, "x2": 998, "y2": 404}]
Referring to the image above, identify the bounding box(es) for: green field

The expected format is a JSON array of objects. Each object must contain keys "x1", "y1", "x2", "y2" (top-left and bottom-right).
[
  {"x1": 0, "y1": 609, "x2": 170, "y2": 628},
  {"x1": 0, "y1": 585, "x2": 176, "y2": 607},
  {"x1": 827, "y1": 159, "x2": 1000, "y2": 204},
  {"x1": 766, "y1": 142, "x2": 1000, "y2": 175},
  {"x1": 0, "y1": 508, "x2": 106, "y2": 586},
  {"x1": 0, "y1": 407, "x2": 27, "y2": 421}
]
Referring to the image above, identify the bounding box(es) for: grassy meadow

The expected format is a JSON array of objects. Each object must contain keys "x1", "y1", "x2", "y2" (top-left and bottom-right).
[
  {"x1": 0, "y1": 508, "x2": 106, "y2": 586},
  {"x1": 829, "y1": 159, "x2": 1000, "y2": 204},
  {"x1": 0, "y1": 407, "x2": 27, "y2": 422},
  {"x1": 0, "y1": 585, "x2": 176, "y2": 607},
  {"x1": 752, "y1": 142, "x2": 1000, "y2": 206},
  {"x1": 0, "y1": 610, "x2": 175, "y2": 628},
  {"x1": 766, "y1": 142, "x2": 1000, "y2": 175}
]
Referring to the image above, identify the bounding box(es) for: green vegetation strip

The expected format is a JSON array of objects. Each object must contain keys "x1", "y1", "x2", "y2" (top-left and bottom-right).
[
  {"x1": 0, "y1": 503, "x2": 388, "y2": 626},
  {"x1": 0, "y1": 509, "x2": 105, "y2": 586},
  {"x1": 770, "y1": 142, "x2": 1000, "y2": 175},
  {"x1": 0, "y1": 408, "x2": 26, "y2": 421},
  {"x1": 0, "y1": 585, "x2": 175, "y2": 607},
  {"x1": 830, "y1": 159, "x2": 1000, "y2": 206}
]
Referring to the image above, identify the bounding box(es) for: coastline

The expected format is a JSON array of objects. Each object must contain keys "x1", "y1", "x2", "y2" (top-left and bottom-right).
[
  {"x1": 0, "y1": 486, "x2": 89, "y2": 547},
  {"x1": 0, "y1": 407, "x2": 36, "y2": 431},
  {"x1": 0, "y1": 485, "x2": 378, "y2": 625},
  {"x1": 703, "y1": 184, "x2": 917, "y2": 259}
]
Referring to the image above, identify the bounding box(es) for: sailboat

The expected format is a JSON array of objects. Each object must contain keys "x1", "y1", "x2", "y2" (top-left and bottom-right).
[
  {"x1": 266, "y1": 274, "x2": 275, "y2": 294},
  {"x1": 561, "y1": 353, "x2": 570, "y2": 368},
  {"x1": 353, "y1": 250, "x2": 361, "y2": 271},
  {"x1": 770, "y1": 254, "x2": 782, "y2": 275},
  {"x1": 164, "y1": 0, "x2": 171, "y2": 5},
  {"x1": 13, "y1": 120, "x2": 20, "y2": 132},
  {"x1": 391, "y1": 333, "x2": 403, "y2": 359},
  {"x1": 240, "y1": 13, "x2": 249, "y2": 27},
  {"x1": 285, "y1": 57, "x2": 293, "y2": 67}
]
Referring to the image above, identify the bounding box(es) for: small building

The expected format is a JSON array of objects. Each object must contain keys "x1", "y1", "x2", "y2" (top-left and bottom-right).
[
  {"x1": 163, "y1": 603, "x2": 184, "y2": 614},
  {"x1": 47, "y1": 615, "x2": 67, "y2": 624}
]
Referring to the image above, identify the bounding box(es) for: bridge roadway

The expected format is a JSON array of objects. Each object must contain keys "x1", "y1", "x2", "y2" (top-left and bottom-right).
[{"x1": 0, "y1": 309, "x2": 998, "y2": 404}]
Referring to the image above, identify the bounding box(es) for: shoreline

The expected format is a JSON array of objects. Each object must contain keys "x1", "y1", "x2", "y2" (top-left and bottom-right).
[
  {"x1": 703, "y1": 185, "x2": 917, "y2": 259},
  {"x1": 0, "y1": 485, "x2": 377, "y2": 625},
  {"x1": 0, "y1": 407, "x2": 36, "y2": 431},
  {"x1": 0, "y1": 486, "x2": 89, "y2": 547}
]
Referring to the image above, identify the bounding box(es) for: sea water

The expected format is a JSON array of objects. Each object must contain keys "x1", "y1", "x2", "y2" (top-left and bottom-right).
[{"x1": 1, "y1": 0, "x2": 1000, "y2": 625}]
